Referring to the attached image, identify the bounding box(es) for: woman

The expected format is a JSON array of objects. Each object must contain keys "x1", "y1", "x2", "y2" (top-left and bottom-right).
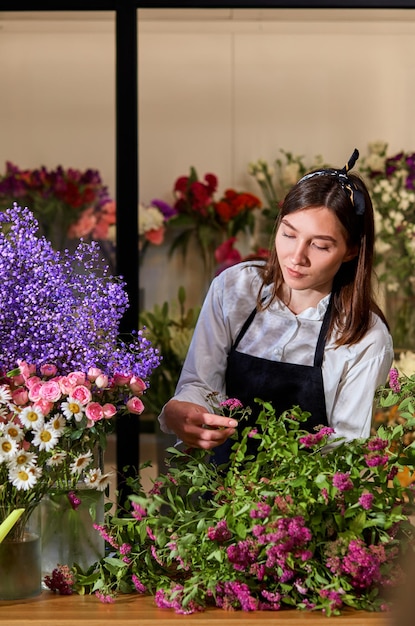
[{"x1": 159, "y1": 149, "x2": 393, "y2": 462}]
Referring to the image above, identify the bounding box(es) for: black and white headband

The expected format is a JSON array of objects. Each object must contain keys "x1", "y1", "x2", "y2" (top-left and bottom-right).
[{"x1": 297, "y1": 148, "x2": 365, "y2": 216}]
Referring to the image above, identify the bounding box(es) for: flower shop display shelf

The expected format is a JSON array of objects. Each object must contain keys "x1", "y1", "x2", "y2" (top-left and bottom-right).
[{"x1": 0, "y1": 592, "x2": 389, "y2": 626}]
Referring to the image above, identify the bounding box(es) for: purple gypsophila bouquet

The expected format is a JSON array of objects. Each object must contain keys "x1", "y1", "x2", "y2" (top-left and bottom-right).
[
  {"x1": 0, "y1": 204, "x2": 160, "y2": 378},
  {"x1": 80, "y1": 394, "x2": 415, "y2": 615}
]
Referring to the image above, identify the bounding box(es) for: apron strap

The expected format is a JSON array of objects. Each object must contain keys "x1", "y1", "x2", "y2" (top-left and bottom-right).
[{"x1": 314, "y1": 296, "x2": 333, "y2": 368}]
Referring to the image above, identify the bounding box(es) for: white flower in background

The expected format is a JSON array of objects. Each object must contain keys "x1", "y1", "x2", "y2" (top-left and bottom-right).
[
  {"x1": 84, "y1": 467, "x2": 112, "y2": 491},
  {"x1": 0, "y1": 436, "x2": 18, "y2": 460},
  {"x1": 2, "y1": 422, "x2": 24, "y2": 442},
  {"x1": 70, "y1": 451, "x2": 93, "y2": 475},
  {"x1": 394, "y1": 350, "x2": 415, "y2": 375},
  {"x1": 385, "y1": 281, "x2": 400, "y2": 293},
  {"x1": 138, "y1": 204, "x2": 165, "y2": 235},
  {"x1": 19, "y1": 405, "x2": 44, "y2": 429},
  {"x1": 0, "y1": 385, "x2": 12, "y2": 403},
  {"x1": 46, "y1": 451, "x2": 67, "y2": 467},
  {"x1": 364, "y1": 153, "x2": 386, "y2": 172},
  {"x1": 32, "y1": 424, "x2": 60, "y2": 452},
  {"x1": 9, "y1": 450, "x2": 37, "y2": 468},
  {"x1": 8, "y1": 464, "x2": 39, "y2": 490},
  {"x1": 282, "y1": 162, "x2": 301, "y2": 186},
  {"x1": 368, "y1": 140, "x2": 388, "y2": 155},
  {"x1": 48, "y1": 413, "x2": 66, "y2": 435},
  {"x1": 61, "y1": 398, "x2": 84, "y2": 422}
]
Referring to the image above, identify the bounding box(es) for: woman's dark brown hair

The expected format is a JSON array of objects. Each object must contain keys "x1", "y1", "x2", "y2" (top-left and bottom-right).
[{"x1": 257, "y1": 170, "x2": 388, "y2": 346}]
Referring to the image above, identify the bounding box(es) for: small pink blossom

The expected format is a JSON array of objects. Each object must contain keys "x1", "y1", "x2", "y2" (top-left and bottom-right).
[
  {"x1": 28, "y1": 381, "x2": 44, "y2": 401},
  {"x1": 33, "y1": 399, "x2": 53, "y2": 416},
  {"x1": 72, "y1": 385, "x2": 92, "y2": 405},
  {"x1": 39, "y1": 380, "x2": 62, "y2": 402},
  {"x1": 85, "y1": 402, "x2": 105, "y2": 422},
  {"x1": 95, "y1": 374, "x2": 109, "y2": 388},
  {"x1": 40, "y1": 363, "x2": 58, "y2": 377},
  {"x1": 87, "y1": 367, "x2": 102, "y2": 381},
  {"x1": 11, "y1": 387, "x2": 29, "y2": 405},
  {"x1": 67, "y1": 371, "x2": 87, "y2": 387},
  {"x1": 126, "y1": 396, "x2": 145, "y2": 415},
  {"x1": 17, "y1": 360, "x2": 37, "y2": 380},
  {"x1": 129, "y1": 376, "x2": 146, "y2": 394},
  {"x1": 102, "y1": 403, "x2": 117, "y2": 418},
  {"x1": 113, "y1": 373, "x2": 131, "y2": 386}
]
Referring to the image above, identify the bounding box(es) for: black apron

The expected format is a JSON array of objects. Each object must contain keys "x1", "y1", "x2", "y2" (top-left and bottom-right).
[{"x1": 213, "y1": 298, "x2": 331, "y2": 465}]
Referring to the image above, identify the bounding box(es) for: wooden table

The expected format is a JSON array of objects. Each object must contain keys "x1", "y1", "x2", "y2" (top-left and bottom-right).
[{"x1": 0, "y1": 592, "x2": 390, "y2": 626}]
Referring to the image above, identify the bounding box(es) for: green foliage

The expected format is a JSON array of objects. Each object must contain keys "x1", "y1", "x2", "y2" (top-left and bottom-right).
[
  {"x1": 82, "y1": 396, "x2": 415, "y2": 615},
  {"x1": 139, "y1": 287, "x2": 200, "y2": 415}
]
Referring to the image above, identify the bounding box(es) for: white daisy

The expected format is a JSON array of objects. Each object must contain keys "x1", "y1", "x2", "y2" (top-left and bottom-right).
[
  {"x1": 61, "y1": 398, "x2": 85, "y2": 422},
  {"x1": 8, "y1": 464, "x2": 39, "y2": 490},
  {"x1": 83, "y1": 467, "x2": 112, "y2": 491},
  {"x1": 0, "y1": 385, "x2": 12, "y2": 404},
  {"x1": 47, "y1": 413, "x2": 66, "y2": 435},
  {"x1": 2, "y1": 421, "x2": 24, "y2": 442},
  {"x1": 32, "y1": 424, "x2": 59, "y2": 452},
  {"x1": 0, "y1": 436, "x2": 18, "y2": 460},
  {"x1": 69, "y1": 451, "x2": 93, "y2": 475},
  {"x1": 8, "y1": 450, "x2": 37, "y2": 468},
  {"x1": 46, "y1": 451, "x2": 67, "y2": 467},
  {"x1": 19, "y1": 405, "x2": 44, "y2": 429}
]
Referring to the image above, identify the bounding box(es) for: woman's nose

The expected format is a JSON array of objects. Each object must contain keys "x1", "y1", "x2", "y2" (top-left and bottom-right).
[{"x1": 291, "y1": 242, "x2": 308, "y2": 266}]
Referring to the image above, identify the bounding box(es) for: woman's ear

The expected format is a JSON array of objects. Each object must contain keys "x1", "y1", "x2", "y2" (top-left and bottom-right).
[{"x1": 343, "y1": 245, "x2": 359, "y2": 263}]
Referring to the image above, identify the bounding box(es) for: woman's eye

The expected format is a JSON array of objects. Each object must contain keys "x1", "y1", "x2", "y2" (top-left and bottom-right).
[
  {"x1": 282, "y1": 231, "x2": 295, "y2": 239},
  {"x1": 312, "y1": 242, "x2": 329, "y2": 251}
]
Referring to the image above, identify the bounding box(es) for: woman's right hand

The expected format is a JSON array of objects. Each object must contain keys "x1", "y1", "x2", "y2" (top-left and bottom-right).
[{"x1": 163, "y1": 399, "x2": 238, "y2": 450}]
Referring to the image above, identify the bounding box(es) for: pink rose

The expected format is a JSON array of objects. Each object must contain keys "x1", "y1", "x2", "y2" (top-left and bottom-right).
[
  {"x1": 17, "y1": 360, "x2": 37, "y2": 380},
  {"x1": 67, "y1": 371, "x2": 87, "y2": 387},
  {"x1": 85, "y1": 402, "x2": 105, "y2": 422},
  {"x1": 113, "y1": 373, "x2": 131, "y2": 386},
  {"x1": 72, "y1": 385, "x2": 92, "y2": 405},
  {"x1": 58, "y1": 376, "x2": 76, "y2": 396},
  {"x1": 11, "y1": 388, "x2": 29, "y2": 406},
  {"x1": 28, "y1": 381, "x2": 44, "y2": 402},
  {"x1": 87, "y1": 367, "x2": 102, "y2": 382},
  {"x1": 39, "y1": 380, "x2": 62, "y2": 403},
  {"x1": 126, "y1": 397, "x2": 145, "y2": 415},
  {"x1": 102, "y1": 403, "x2": 117, "y2": 418},
  {"x1": 40, "y1": 363, "x2": 58, "y2": 377},
  {"x1": 129, "y1": 376, "x2": 146, "y2": 394},
  {"x1": 25, "y1": 376, "x2": 42, "y2": 390},
  {"x1": 95, "y1": 374, "x2": 109, "y2": 389},
  {"x1": 10, "y1": 374, "x2": 25, "y2": 386},
  {"x1": 33, "y1": 399, "x2": 53, "y2": 416}
]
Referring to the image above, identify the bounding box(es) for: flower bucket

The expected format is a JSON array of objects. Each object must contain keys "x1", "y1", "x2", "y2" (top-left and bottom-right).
[
  {"x1": 0, "y1": 507, "x2": 41, "y2": 600},
  {"x1": 40, "y1": 487, "x2": 105, "y2": 578}
]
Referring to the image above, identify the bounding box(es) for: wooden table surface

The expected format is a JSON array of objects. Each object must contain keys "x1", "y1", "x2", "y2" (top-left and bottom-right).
[{"x1": 0, "y1": 592, "x2": 391, "y2": 626}]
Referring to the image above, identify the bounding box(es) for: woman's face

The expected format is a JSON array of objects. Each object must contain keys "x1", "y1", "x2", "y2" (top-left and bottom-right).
[{"x1": 275, "y1": 206, "x2": 356, "y2": 301}]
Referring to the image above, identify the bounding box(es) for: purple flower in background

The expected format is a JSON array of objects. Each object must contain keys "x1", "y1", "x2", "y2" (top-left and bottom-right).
[
  {"x1": 150, "y1": 198, "x2": 178, "y2": 220},
  {"x1": 358, "y1": 493, "x2": 374, "y2": 510},
  {"x1": 0, "y1": 204, "x2": 160, "y2": 378}
]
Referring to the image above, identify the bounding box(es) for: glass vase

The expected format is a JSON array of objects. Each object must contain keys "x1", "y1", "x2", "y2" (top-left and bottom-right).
[
  {"x1": 0, "y1": 506, "x2": 41, "y2": 600},
  {"x1": 40, "y1": 487, "x2": 105, "y2": 578}
]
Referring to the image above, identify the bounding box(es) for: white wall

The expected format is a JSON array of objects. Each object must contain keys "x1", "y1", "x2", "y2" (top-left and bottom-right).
[{"x1": 1, "y1": 8, "x2": 415, "y2": 310}]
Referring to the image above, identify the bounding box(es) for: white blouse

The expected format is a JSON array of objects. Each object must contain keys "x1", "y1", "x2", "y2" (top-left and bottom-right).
[{"x1": 159, "y1": 262, "x2": 394, "y2": 443}]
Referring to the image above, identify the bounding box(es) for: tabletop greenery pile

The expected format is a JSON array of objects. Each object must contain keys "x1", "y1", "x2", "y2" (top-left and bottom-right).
[{"x1": 73, "y1": 376, "x2": 415, "y2": 616}]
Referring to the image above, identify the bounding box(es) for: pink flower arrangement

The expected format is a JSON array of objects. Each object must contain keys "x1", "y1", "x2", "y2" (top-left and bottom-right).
[{"x1": 0, "y1": 359, "x2": 149, "y2": 530}]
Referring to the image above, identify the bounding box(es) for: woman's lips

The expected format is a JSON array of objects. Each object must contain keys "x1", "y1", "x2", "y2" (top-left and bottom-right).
[{"x1": 286, "y1": 267, "x2": 305, "y2": 279}]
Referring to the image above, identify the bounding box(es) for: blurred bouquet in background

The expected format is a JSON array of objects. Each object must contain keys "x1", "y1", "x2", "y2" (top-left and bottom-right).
[
  {"x1": 138, "y1": 199, "x2": 177, "y2": 257},
  {"x1": 0, "y1": 162, "x2": 116, "y2": 250},
  {"x1": 168, "y1": 167, "x2": 262, "y2": 269},
  {"x1": 359, "y1": 142, "x2": 415, "y2": 349}
]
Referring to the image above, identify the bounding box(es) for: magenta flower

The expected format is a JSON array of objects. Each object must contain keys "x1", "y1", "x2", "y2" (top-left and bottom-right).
[
  {"x1": 358, "y1": 492, "x2": 374, "y2": 510},
  {"x1": 332, "y1": 472, "x2": 354, "y2": 492}
]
